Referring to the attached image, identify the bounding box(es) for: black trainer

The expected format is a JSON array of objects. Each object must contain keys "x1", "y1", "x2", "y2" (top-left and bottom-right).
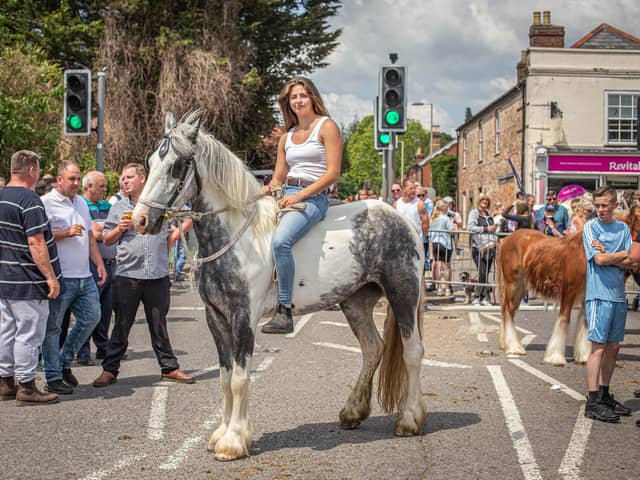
[
  {"x1": 584, "y1": 401, "x2": 620, "y2": 423},
  {"x1": 62, "y1": 368, "x2": 79, "y2": 387},
  {"x1": 45, "y1": 379, "x2": 73, "y2": 395},
  {"x1": 261, "y1": 304, "x2": 294, "y2": 334},
  {"x1": 599, "y1": 393, "x2": 631, "y2": 416}
]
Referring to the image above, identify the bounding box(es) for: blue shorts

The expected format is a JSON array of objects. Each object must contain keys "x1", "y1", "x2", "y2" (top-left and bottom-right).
[{"x1": 586, "y1": 299, "x2": 627, "y2": 343}]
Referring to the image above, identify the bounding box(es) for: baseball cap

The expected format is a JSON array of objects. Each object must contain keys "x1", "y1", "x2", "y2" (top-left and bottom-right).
[{"x1": 442, "y1": 196, "x2": 454, "y2": 203}]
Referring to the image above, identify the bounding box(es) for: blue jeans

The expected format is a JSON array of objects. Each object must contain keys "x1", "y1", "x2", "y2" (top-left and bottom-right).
[
  {"x1": 272, "y1": 186, "x2": 328, "y2": 305},
  {"x1": 42, "y1": 276, "x2": 100, "y2": 381},
  {"x1": 174, "y1": 239, "x2": 187, "y2": 277},
  {"x1": 78, "y1": 261, "x2": 116, "y2": 359}
]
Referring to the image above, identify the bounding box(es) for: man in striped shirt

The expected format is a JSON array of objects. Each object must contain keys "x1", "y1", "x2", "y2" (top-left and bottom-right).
[{"x1": 0, "y1": 150, "x2": 61, "y2": 405}]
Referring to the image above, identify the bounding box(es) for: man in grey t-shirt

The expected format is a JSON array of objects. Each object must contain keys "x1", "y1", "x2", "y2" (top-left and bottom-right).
[{"x1": 93, "y1": 163, "x2": 194, "y2": 387}]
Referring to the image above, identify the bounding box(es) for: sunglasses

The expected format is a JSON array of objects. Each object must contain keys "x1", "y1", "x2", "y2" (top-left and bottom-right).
[
  {"x1": 392, "y1": 189, "x2": 401, "y2": 193},
  {"x1": 546, "y1": 197, "x2": 557, "y2": 201},
  {"x1": 417, "y1": 194, "x2": 425, "y2": 198}
]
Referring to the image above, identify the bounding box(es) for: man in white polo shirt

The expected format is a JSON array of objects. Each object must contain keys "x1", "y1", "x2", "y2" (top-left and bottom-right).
[{"x1": 41, "y1": 161, "x2": 106, "y2": 395}]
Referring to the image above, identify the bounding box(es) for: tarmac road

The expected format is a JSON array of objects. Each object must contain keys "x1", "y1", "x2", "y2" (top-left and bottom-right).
[{"x1": 1, "y1": 281, "x2": 639, "y2": 480}]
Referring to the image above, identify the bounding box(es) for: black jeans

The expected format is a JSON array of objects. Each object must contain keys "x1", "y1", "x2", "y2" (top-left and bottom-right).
[
  {"x1": 101, "y1": 276, "x2": 179, "y2": 375},
  {"x1": 471, "y1": 246, "x2": 496, "y2": 298}
]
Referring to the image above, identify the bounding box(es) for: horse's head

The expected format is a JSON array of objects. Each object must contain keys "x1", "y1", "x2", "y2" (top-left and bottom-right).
[{"x1": 134, "y1": 111, "x2": 201, "y2": 234}]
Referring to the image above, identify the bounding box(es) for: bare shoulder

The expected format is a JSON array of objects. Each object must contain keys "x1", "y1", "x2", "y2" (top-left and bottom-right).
[{"x1": 319, "y1": 118, "x2": 342, "y2": 138}]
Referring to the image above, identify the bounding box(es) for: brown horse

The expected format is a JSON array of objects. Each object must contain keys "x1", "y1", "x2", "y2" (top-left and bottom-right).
[{"x1": 497, "y1": 229, "x2": 589, "y2": 365}]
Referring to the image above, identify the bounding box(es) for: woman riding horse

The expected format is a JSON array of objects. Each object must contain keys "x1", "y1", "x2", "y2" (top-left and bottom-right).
[{"x1": 261, "y1": 77, "x2": 343, "y2": 334}]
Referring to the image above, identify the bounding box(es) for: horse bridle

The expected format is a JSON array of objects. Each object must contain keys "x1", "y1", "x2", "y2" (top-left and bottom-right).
[{"x1": 139, "y1": 131, "x2": 199, "y2": 212}]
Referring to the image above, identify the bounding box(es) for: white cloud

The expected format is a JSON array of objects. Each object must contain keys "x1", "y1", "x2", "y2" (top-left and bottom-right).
[{"x1": 310, "y1": 1, "x2": 640, "y2": 134}]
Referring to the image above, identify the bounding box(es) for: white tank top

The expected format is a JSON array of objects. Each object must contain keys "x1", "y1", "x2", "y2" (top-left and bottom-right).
[
  {"x1": 285, "y1": 116, "x2": 328, "y2": 181},
  {"x1": 396, "y1": 197, "x2": 422, "y2": 234}
]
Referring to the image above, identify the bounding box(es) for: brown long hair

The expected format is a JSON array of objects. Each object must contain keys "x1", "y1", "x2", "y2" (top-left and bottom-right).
[{"x1": 277, "y1": 77, "x2": 330, "y2": 130}]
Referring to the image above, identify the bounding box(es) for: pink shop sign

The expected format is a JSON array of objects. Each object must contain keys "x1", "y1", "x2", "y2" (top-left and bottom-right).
[{"x1": 548, "y1": 154, "x2": 640, "y2": 173}]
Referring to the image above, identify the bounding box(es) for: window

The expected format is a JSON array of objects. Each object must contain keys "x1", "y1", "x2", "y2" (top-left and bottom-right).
[
  {"x1": 478, "y1": 120, "x2": 484, "y2": 162},
  {"x1": 606, "y1": 92, "x2": 638, "y2": 144},
  {"x1": 462, "y1": 130, "x2": 467, "y2": 168},
  {"x1": 495, "y1": 109, "x2": 500, "y2": 154}
]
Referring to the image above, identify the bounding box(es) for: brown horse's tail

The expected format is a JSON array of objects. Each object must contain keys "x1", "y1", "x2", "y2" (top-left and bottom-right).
[{"x1": 377, "y1": 276, "x2": 424, "y2": 413}]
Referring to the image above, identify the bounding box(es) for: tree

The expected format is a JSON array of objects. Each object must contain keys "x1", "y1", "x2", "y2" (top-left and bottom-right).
[
  {"x1": 0, "y1": 47, "x2": 63, "y2": 179},
  {"x1": 0, "y1": 1, "x2": 341, "y2": 172},
  {"x1": 464, "y1": 107, "x2": 474, "y2": 122},
  {"x1": 430, "y1": 153, "x2": 457, "y2": 198},
  {"x1": 341, "y1": 116, "x2": 430, "y2": 194}
]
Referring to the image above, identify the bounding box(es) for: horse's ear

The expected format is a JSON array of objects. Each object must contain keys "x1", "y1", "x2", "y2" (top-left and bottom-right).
[
  {"x1": 165, "y1": 112, "x2": 176, "y2": 135},
  {"x1": 185, "y1": 113, "x2": 202, "y2": 144}
]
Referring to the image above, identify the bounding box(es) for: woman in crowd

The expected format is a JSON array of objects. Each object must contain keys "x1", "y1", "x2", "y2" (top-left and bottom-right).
[
  {"x1": 501, "y1": 199, "x2": 533, "y2": 230},
  {"x1": 467, "y1": 192, "x2": 498, "y2": 305},
  {"x1": 568, "y1": 199, "x2": 594, "y2": 233},
  {"x1": 429, "y1": 200, "x2": 454, "y2": 296}
]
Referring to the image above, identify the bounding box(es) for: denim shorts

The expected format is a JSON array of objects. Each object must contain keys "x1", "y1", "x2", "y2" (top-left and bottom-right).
[{"x1": 586, "y1": 299, "x2": 627, "y2": 343}]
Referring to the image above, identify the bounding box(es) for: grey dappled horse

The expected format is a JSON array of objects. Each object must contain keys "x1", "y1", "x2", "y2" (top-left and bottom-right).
[{"x1": 134, "y1": 112, "x2": 426, "y2": 461}]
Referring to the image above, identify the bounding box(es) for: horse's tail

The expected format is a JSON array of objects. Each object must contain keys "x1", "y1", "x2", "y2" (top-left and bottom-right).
[{"x1": 377, "y1": 276, "x2": 424, "y2": 413}]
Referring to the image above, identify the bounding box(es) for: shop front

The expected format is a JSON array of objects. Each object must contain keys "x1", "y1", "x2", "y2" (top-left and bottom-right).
[{"x1": 545, "y1": 153, "x2": 640, "y2": 198}]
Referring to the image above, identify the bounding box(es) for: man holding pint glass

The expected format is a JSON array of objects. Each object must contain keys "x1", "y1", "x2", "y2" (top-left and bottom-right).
[{"x1": 93, "y1": 163, "x2": 193, "y2": 388}]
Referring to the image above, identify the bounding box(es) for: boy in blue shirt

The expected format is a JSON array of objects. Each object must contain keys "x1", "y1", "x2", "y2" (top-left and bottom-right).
[{"x1": 582, "y1": 185, "x2": 632, "y2": 422}]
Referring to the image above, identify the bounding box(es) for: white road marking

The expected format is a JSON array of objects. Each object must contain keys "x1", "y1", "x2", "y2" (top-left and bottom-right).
[
  {"x1": 508, "y1": 359, "x2": 584, "y2": 402},
  {"x1": 250, "y1": 356, "x2": 274, "y2": 382},
  {"x1": 192, "y1": 364, "x2": 219, "y2": 379},
  {"x1": 469, "y1": 312, "x2": 488, "y2": 342},
  {"x1": 79, "y1": 454, "x2": 148, "y2": 480},
  {"x1": 487, "y1": 365, "x2": 543, "y2": 480},
  {"x1": 286, "y1": 313, "x2": 314, "y2": 338},
  {"x1": 320, "y1": 321, "x2": 349, "y2": 327},
  {"x1": 521, "y1": 334, "x2": 536, "y2": 347},
  {"x1": 558, "y1": 405, "x2": 592, "y2": 480},
  {"x1": 169, "y1": 306, "x2": 205, "y2": 310},
  {"x1": 481, "y1": 312, "x2": 534, "y2": 335},
  {"x1": 429, "y1": 304, "x2": 552, "y2": 312},
  {"x1": 313, "y1": 342, "x2": 471, "y2": 369},
  {"x1": 158, "y1": 436, "x2": 202, "y2": 470},
  {"x1": 147, "y1": 385, "x2": 169, "y2": 440}
]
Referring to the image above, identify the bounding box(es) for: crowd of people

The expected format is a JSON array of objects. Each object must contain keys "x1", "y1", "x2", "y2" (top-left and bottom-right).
[{"x1": 0, "y1": 151, "x2": 194, "y2": 406}]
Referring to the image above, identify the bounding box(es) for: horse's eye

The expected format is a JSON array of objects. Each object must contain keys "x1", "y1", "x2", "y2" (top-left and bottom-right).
[{"x1": 171, "y1": 160, "x2": 184, "y2": 179}]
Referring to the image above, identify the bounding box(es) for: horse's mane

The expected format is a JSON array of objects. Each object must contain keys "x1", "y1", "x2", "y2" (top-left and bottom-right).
[{"x1": 174, "y1": 112, "x2": 276, "y2": 258}]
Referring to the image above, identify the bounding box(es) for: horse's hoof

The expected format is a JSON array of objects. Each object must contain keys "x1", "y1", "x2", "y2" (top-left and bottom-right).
[
  {"x1": 214, "y1": 449, "x2": 247, "y2": 462},
  {"x1": 339, "y1": 419, "x2": 361, "y2": 430}
]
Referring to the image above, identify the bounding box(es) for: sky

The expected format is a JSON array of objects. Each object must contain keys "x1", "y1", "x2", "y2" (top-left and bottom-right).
[{"x1": 309, "y1": 0, "x2": 640, "y2": 135}]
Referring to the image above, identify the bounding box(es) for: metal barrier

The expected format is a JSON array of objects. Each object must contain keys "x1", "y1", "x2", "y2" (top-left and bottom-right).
[{"x1": 425, "y1": 228, "x2": 508, "y2": 304}]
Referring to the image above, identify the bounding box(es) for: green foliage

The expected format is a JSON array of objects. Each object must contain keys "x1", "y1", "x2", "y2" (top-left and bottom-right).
[
  {"x1": 464, "y1": 106, "x2": 473, "y2": 122},
  {"x1": 342, "y1": 116, "x2": 430, "y2": 194},
  {"x1": 0, "y1": 1, "x2": 104, "y2": 68},
  {"x1": 0, "y1": 47, "x2": 63, "y2": 178},
  {"x1": 430, "y1": 153, "x2": 457, "y2": 198}
]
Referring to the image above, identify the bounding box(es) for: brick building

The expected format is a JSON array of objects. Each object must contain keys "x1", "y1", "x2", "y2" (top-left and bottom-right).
[{"x1": 456, "y1": 11, "x2": 640, "y2": 225}]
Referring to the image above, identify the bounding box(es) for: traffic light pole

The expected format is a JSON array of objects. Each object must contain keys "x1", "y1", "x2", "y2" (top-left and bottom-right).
[
  {"x1": 96, "y1": 69, "x2": 106, "y2": 172},
  {"x1": 383, "y1": 133, "x2": 397, "y2": 204}
]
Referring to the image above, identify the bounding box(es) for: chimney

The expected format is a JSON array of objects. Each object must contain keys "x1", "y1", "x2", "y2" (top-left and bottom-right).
[
  {"x1": 529, "y1": 11, "x2": 564, "y2": 48},
  {"x1": 430, "y1": 125, "x2": 441, "y2": 155},
  {"x1": 516, "y1": 50, "x2": 528, "y2": 82},
  {"x1": 533, "y1": 12, "x2": 541, "y2": 25}
]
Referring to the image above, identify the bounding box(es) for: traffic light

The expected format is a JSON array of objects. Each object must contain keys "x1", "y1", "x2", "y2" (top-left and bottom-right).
[
  {"x1": 378, "y1": 65, "x2": 407, "y2": 133},
  {"x1": 63, "y1": 69, "x2": 91, "y2": 136},
  {"x1": 374, "y1": 96, "x2": 397, "y2": 150}
]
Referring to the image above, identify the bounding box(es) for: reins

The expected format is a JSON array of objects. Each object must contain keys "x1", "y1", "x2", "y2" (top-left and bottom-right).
[{"x1": 163, "y1": 185, "x2": 306, "y2": 270}]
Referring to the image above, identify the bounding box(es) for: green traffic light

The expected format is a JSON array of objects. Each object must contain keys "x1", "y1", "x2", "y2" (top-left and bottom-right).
[
  {"x1": 67, "y1": 115, "x2": 83, "y2": 129},
  {"x1": 379, "y1": 133, "x2": 390, "y2": 145},
  {"x1": 385, "y1": 110, "x2": 400, "y2": 126}
]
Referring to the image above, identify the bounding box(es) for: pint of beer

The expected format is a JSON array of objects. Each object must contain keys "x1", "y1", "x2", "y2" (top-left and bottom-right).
[{"x1": 122, "y1": 210, "x2": 133, "y2": 220}]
